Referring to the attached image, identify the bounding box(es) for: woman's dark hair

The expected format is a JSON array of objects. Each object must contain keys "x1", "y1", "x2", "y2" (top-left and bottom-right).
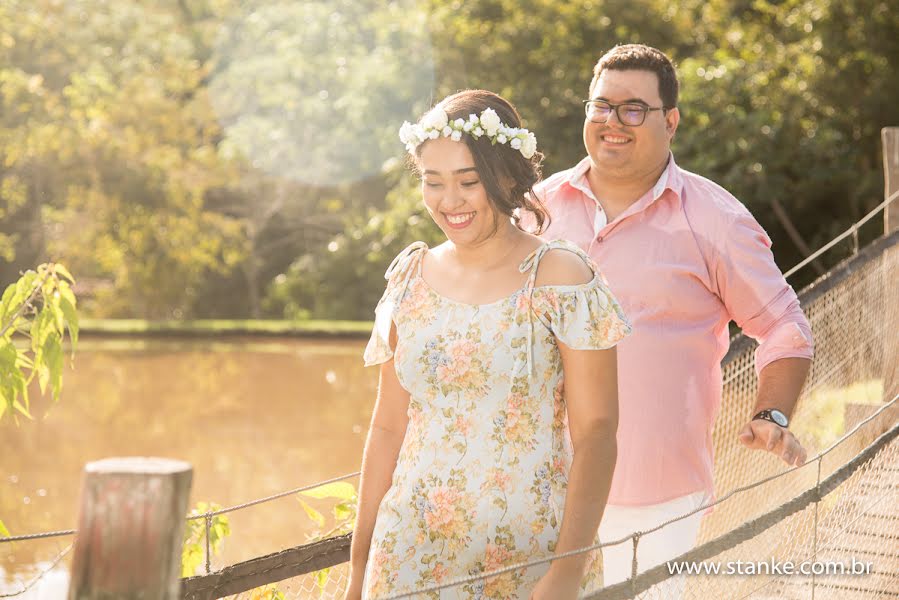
[{"x1": 412, "y1": 89, "x2": 549, "y2": 235}]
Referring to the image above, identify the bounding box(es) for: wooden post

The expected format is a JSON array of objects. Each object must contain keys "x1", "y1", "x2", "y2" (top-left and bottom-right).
[
  {"x1": 883, "y1": 128, "x2": 899, "y2": 403},
  {"x1": 884, "y1": 127, "x2": 899, "y2": 234},
  {"x1": 68, "y1": 457, "x2": 193, "y2": 600}
]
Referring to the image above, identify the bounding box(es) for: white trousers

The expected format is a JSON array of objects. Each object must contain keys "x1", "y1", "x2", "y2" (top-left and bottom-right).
[{"x1": 598, "y1": 491, "x2": 708, "y2": 599}]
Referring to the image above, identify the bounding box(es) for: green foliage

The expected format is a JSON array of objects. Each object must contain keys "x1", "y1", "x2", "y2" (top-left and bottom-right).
[
  {"x1": 182, "y1": 502, "x2": 232, "y2": 577},
  {"x1": 297, "y1": 481, "x2": 359, "y2": 597},
  {"x1": 0, "y1": 263, "x2": 78, "y2": 422},
  {"x1": 264, "y1": 170, "x2": 443, "y2": 321},
  {"x1": 0, "y1": 0, "x2": 246, "y2": 318},
  {"x1": 4, "y1": 0, "x2": 896, "y2": 320}
]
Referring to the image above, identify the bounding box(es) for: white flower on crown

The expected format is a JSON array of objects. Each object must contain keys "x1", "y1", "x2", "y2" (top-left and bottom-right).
[
  {"x1": 521, "y1": 132, "x2": 538, "y2": 159},
  {"x1": 421, "y1": 108, "x2": 449, "y2": 131},
  {"x1": 479, "y1": 108, "x2": 501, "y2": 135},
  {"x1": 399, "y1": 106, "x2": 539, "y2": 160},
  {"x1": 398, "y1": 121, "x2": 416, "y2": 146}
]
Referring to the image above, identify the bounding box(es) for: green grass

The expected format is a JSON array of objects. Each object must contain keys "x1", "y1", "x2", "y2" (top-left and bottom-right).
[
  {"x1": 78, "y1": 318, "x2": 373, "y2": 338},
  {"x1": 800, "y1": 379, "x2": 885, "y2": 449}
]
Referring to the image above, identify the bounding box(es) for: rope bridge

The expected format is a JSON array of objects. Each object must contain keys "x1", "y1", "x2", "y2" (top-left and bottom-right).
[{"x1": 3, "y1": 202, "x2": 897, "y2": 599}]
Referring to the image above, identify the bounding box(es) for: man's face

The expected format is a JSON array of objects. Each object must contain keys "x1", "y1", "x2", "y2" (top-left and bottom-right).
[{"x1": 583, "y1": 69, "x2": 679, "y2": 181}]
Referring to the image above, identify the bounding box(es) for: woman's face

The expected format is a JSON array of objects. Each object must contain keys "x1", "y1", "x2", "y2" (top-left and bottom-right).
[{"x1": 418, "y1": 136, "x2": 501, "y2": 245}]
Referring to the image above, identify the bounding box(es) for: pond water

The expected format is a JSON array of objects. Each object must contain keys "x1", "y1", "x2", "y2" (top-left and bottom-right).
[{"x1": 0, "y1": 335, "x2": 376, "y2": 594}]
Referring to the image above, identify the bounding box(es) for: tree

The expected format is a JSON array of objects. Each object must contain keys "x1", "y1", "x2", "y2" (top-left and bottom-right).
[{"x1": 0, "y1": 0, "x2": 246, "y2": 317}]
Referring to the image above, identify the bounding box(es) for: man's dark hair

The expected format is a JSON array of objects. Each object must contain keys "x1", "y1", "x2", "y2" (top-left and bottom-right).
[{"x1": 589, "y1": 44, "x2": 679, "y2": 109}]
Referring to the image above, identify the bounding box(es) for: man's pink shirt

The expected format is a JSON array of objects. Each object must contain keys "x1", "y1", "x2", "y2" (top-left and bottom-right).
[{"x1": 529, "y1": 154, "x2": 814, "y2": 507}]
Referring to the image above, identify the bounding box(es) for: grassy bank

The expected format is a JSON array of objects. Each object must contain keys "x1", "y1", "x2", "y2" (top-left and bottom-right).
[{"x1": 79, "y1": 318, "x2": 373, "y2": 339}]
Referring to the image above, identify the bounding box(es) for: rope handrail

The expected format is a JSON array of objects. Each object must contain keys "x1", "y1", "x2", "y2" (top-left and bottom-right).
[
  {"x1": 0, "y1": 543, "x2": 73, "y2": 598},
  {"x1": 0, "y1": 471, "x2": 361, "y2": 544},
  {"x1": 0, "y1": 529, "x2": 76, "y2": 543},
  {"x1": 784, "y1": 189, "x2": 898, "y2": 279},
  {"x1": 187, "y1": 470, "x2": 361, "y2": 520}
]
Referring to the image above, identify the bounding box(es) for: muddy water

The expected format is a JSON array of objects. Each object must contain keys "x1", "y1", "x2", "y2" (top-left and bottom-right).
[{"x1": 0, "y1": 335, "x2": 376, "y2": 592}]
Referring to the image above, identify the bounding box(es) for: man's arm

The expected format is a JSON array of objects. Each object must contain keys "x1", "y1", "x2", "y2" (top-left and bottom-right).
[
  {"x1": 738, "y1": 357, "x2": 811, "y2": 466},
  {"x1": 714, "y1": 211, "x2": 814, "y2": 465}
]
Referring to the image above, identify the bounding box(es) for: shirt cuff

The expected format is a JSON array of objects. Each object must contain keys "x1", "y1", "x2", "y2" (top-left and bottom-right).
[{"x1": 754, "y1": 317, "x2": 814, "y2": 376}]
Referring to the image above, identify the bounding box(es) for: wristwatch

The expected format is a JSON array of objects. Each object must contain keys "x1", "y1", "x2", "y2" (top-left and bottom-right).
[{"x1": 753, "y1": 408, "x2": 789, "y2": 428}]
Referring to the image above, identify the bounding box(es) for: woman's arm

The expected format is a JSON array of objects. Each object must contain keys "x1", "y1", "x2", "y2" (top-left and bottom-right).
[
  {"x1": 346, "y1": 325, "x2": 411, "y2": 599},
  {"x1": 531, "y1": 342, "x2": 619, "y2": 600}
]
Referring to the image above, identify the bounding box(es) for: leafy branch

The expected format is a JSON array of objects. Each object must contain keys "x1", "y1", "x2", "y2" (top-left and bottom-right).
[
  {"x1": 0, "y1": 263, "x2": 79, "y2": 539},
  {"x1": 297, "y1": 481, "x2": 358, "y2": 597},
  {"x1": 182, "y1": 502, "x2": 232, "y2": 577}
]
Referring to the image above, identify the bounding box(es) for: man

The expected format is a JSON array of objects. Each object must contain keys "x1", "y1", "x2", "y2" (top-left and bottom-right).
[{"x1": 529, "y1": 44, "x2": 815, "y2": 594}]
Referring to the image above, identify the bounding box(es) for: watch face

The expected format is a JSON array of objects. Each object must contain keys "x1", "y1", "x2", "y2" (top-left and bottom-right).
[{"x1": 771, "y1": 410, "x2": 789, "y2": 427}]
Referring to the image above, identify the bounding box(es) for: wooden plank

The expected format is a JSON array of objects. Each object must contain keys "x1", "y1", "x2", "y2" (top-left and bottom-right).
[{"x1": 181, "y1": 534, "x2": 351, "y2": 599}]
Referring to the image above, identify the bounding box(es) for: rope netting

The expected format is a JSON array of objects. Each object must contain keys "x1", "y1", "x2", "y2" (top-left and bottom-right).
[{"x1": 2, "y1": 214, "x2": 897, "y2": 599}]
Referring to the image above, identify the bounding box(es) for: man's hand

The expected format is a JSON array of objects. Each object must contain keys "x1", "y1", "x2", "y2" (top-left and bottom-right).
[{"x1": 738, "y1": 419, "x2": 807, "y2": 466}]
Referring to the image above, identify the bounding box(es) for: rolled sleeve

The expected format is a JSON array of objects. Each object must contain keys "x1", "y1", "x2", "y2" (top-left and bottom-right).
[{"x1": 714, "y1": 212, "x2": 815, "y2": 376}]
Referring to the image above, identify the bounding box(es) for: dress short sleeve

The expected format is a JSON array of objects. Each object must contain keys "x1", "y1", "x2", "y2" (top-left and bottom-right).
[
  {"x1": 536, "y1": 278, "x2": 632, "y2": 350},
  {"x1": 363, "y1": 294, "x2": 397, "y2": 366},
  {"x1": 362, "y1": 242, "x2": 428, "y2": 367},
  {"x1": 522, "y1": 240, "x2": 632, "y2": 351}
]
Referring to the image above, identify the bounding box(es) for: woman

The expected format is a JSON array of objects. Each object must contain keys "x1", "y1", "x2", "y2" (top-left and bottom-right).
[{"x1": 345, "y1": 90, "x2": 632, "y2": 600}]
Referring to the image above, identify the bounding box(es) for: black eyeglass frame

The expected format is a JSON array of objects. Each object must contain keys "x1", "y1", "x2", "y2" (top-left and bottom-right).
[{"x1": 582, "y1": 99, "x2": 671, "y2": 126}]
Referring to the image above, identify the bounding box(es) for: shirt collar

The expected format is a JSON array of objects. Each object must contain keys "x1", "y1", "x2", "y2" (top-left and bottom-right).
[{"x1": 565, "y1": 151, "x2": 684, "y2": 207}]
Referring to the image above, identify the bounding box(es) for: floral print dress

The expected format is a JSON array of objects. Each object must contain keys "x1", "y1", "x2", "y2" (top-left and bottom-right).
[{"x1": 362, "y1": 239, "x2": 632, "y2": 600}]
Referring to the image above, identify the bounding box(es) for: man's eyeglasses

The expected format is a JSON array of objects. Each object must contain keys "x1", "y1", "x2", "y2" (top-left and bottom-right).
[{"x1": 583, "y1": 100, "x2": 668, "y2": 127}]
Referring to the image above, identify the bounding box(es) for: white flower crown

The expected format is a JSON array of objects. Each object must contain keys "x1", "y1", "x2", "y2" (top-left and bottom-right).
[{"x1": 399, "y1": 107, "x2": 538, "y2": 159}]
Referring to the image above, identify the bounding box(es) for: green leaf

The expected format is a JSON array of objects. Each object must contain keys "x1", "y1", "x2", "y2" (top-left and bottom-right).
[
  {"x1": 299, "y1": 481, "x2": 357, "y2": 501},
  {"x1": 30, "y1": 308, "x2": 48, "y2": 358},
  {"x1": 10, "y1": 271, "x2": 37, "y2": 318},
  {"x1": 53, "y1": 264, "x2": 76, "y2": 284},
  {"x1": 44, "y1": 334, "x2": 63, "y2": 401},
  {"x1": 0, "y1": 283, "x2": 17, "y2": 330},
  {"x1": 13, "y1": 397, "x2": 32, "y2": 419},
  {"x1": 297, "y1": 498, "x2": 326, "y2": 528},
  {"x1": 58, "y1": 284, "x2": 79, "y2": 352},
  {"x1": 333, "y1": 501, "x2": 355, "y2": 521}
]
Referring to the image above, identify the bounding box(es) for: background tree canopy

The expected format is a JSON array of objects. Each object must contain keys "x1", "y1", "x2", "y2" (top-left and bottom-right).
[{"x1": 1, "y1": 0, "x2": 896, "y2": 320}]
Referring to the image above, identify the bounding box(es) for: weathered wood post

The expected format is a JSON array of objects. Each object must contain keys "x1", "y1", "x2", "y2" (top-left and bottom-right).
[
  {"x1": 883, "y1": 127, "x2": 899, "y2": 234},
  {"x1": 883, "y1": 127, "x2": 899, "y2": 403},
  {"x1": 67, "y1": 457, "x2": 193, "y2": 600}
]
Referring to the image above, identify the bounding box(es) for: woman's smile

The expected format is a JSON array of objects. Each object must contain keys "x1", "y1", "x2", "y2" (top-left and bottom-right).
[{"x1": 444, "y1": 211, "x2": 477, "y2": 228}]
